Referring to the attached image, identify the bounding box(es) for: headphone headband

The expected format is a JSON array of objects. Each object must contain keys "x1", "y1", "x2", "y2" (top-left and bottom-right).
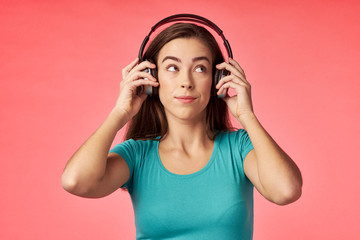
[{"x1": 138, "y1": 14, "x2": 233, "y2": 60}]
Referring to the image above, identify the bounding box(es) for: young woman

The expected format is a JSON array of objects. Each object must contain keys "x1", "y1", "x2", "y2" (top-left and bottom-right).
[{"x1": 61, "y1": 21, "x2": 302, "y2": 239}]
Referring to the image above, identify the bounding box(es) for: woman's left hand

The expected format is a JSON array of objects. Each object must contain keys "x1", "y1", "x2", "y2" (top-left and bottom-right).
[{"x1": 216, "y1": 58, "x2": 254, "y2": 121}]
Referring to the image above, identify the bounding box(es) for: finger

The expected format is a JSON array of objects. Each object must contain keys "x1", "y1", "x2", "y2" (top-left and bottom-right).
[
  {"x1": 228, "y1": 58, "x2": 245, "y2": 76},
  {"x1": 217, "y1": 62, "x2": 246, "y2": 81},
  {"x1": 126, "y1": 79, "x2": 159, "y2": 94},
  {"x1": 130, "y1": 78, "x2": 159, "y2": 89},
  {"x1": 217, "y1": 61, "x2": 247, "y2": 83},
  {"x1": 122, "y1": 58, "x2": 139, "y2": 79},
  {"x1": 217, "y1": 81, "x2": 249, "y2": 96},
  {"x1": 128, "y1": 71, "x2": 157, "y2": 82},
  {"x1": 132, "y1": 60, "x2": 156, "y2": 73},
  {"x1": 215, "y1": 75, "x2": 249, "y2": 90}
]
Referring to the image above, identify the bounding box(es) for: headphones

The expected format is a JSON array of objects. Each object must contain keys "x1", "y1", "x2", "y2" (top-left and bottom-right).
[{"x1": 138, "y1": 14, "x2": 233, "y2": 98}]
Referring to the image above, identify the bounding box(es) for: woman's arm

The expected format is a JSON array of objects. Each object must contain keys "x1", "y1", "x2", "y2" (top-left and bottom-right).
[
  {"x1": 61, "y1": 110, "x2": 130, "y2": 198},
  {"x1": 61, "y1": 58, "x2": 158, "y2": 198},
  {"x1": 240, "y1": 113, "x2": 302, "y2": 205},
  {"x1": 216, "y1": 58, "x2": 302, "y2": 205}
]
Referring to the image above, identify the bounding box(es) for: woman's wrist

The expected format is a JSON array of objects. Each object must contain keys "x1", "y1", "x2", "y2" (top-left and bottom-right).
[
  {"x1": 237, "y1": 112, "x2": 258, "y2": 131},
  {"x1": 108, "y1": 108, "x2": 131, "y2": 131}
]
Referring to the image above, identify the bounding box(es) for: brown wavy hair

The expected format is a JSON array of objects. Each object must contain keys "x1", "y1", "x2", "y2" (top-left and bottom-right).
[{"x1": 126, "y1": 23, "x2": 232, "y2": 141}]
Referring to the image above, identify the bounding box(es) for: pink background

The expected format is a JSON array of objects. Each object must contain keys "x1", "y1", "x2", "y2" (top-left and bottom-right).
[{"x1": 1, "y1": 0, "x2": 359, "y2": 239}]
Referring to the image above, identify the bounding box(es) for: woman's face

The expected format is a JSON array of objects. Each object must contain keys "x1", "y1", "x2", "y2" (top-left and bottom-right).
[{"x1": 156, "y1": 37, "x2": 213, "y2": 122}]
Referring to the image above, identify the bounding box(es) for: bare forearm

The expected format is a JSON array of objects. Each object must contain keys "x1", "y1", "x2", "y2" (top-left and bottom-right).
[
  {"x1": 239, "y1": 113, "x2": 302, "y2": 203},
  {"x1": 61, "y1": 109, "x2": 129, "y2": 191}
]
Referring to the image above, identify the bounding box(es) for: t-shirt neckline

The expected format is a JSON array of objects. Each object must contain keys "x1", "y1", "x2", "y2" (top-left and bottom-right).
[{"x1": 155, "y1": 135, "x2": 219, "y2": 178}]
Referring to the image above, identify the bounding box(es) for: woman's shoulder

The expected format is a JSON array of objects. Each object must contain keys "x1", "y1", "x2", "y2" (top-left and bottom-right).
[
  {"x1": 216, "y1": 128, "x2": 248, "y2": 139},
  {"x1": 110, "y1": 138, "x2": 159, "y2": 154},
  {"x1": 216, "y1": 128, "x2": 252, "y2": 147},
  {"x1": 122, "y1": 137, "x2": 159, "y2": 148}
]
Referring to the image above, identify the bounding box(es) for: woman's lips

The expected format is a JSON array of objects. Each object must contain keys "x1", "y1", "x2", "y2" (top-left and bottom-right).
[{"x1": 175, "y1": 96, "x2": 196, "y2": 103}]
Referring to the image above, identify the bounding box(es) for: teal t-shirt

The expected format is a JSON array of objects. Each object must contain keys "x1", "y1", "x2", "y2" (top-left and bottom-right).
[{"x1": 110, "y1": 129, "x2": 254, "y2": 240}]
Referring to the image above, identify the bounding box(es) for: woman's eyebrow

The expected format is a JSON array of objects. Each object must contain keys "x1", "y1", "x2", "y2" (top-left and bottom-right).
[
  {"x1": 192, "y1": 56, "x2": 211, "y2": 64},
  {"x1": 161, "y1": 56, "x2": 211, "y2": 63},
  {"x1": 162, "y1": 56, "x2": 181, "y2": 63}
]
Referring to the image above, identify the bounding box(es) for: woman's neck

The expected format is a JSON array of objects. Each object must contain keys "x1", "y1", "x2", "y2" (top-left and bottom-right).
[{"x1": 161, "y1": 113, "x2": 212, "y2": 152}]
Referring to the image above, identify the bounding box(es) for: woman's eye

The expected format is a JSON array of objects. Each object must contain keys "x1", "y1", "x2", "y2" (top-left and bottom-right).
[
  {"x1": 167, "y1": 65, "x2": 178, "y2": 72},
  {"x1": 195, "y1": 66, "x2": 206, "y2": 73}
]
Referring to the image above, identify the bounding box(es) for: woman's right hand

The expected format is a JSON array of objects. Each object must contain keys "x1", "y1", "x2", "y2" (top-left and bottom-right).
[{"x1": 114, "y1": 58, "x2": 158, "y2": 120}]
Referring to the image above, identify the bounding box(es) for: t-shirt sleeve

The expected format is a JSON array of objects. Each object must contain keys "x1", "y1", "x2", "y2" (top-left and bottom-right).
[
  {"x1": 109, "y1": 139, "x2": 136, "y2": 189},
  {"x1": 235, "y1": 129, "x2": 254, "y2": 163}
]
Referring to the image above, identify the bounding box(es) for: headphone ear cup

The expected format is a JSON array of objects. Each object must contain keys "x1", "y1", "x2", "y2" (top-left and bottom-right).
[
  {"x1": 150, "y1": 67, "x2": 158, "y2": 96},
  {"x1": 213, "y1": 69, "x2": 221, "y2": 97},
  {"x1": 213, "y1": 69, "x2": 230, "y2": 98},
  {"x1": 141, "y1": 59, "x2": 158, "y2": 96}
]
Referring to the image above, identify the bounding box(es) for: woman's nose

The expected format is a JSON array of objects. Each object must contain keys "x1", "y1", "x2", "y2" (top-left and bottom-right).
[
  {"x1": 180, "y1": 72, "x2": 194, "y2": 89},
  {"x1": 181, "y1": 83, "x2": 193, "y2": 89}
]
